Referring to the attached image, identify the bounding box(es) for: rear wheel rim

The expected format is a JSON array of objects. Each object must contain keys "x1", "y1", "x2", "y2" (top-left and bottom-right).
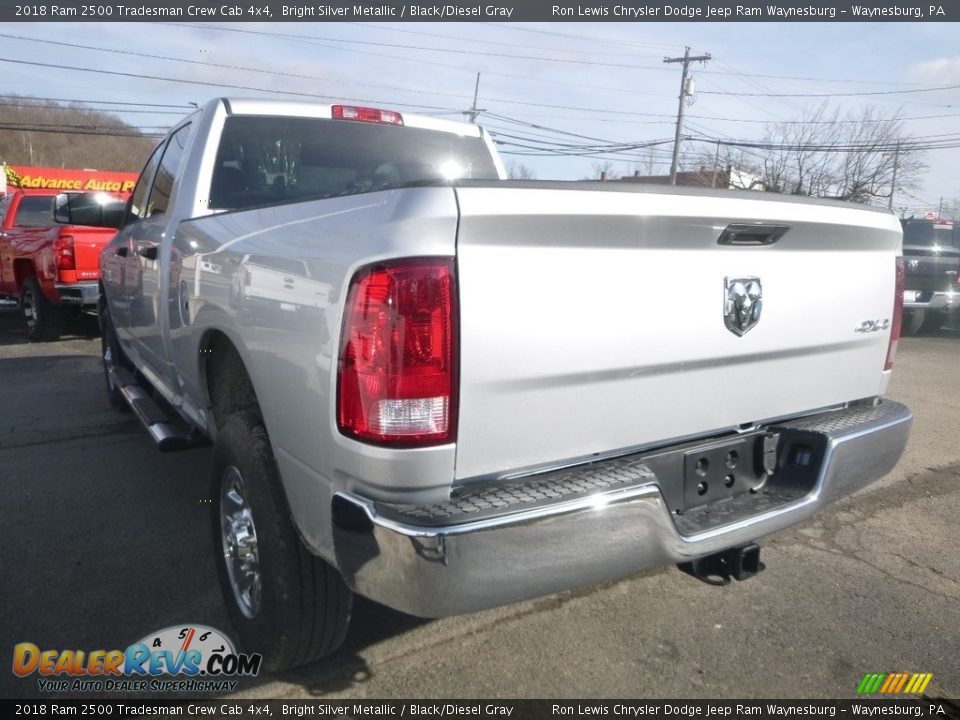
[
  {"x1": 22, "y1": 290, "x2": 37, "y2": 332},
  {"x1": 102, "y1": 322, "x2": 116, "y2": 392},
  {"x1": 220, "y1": 466, "x2": 262, "y2": 619}
]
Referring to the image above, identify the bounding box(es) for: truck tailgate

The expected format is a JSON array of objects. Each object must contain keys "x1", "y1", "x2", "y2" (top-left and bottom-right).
[
  {"x1": 66, "y1": 225, "x2": 117, "y2": 281},
  {"x1": 903, "y1": 245, "x2": 960, "y2": 293},
  {"x1": 453, "y1": 183, "x2": 903, "y2": 481}
]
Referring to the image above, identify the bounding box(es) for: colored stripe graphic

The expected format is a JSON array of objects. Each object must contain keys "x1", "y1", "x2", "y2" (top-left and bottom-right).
[
  {"x1": 893, "y1": 674, "x2": 909, "y2": 693},
  {"x1": 904, "y1": 674, "x2": 920, "y2": 694},
  {"x1": 857, "y1": 672, "x2": 932, "y2": 695},
  {"x1": 880, "y1": 674, "x2": 897, "y2": 693}
]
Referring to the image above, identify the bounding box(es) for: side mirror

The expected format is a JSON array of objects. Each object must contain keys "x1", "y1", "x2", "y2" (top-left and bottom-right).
[{"x1": 53, "y1": 192, "x2": 126, "y2": 229}]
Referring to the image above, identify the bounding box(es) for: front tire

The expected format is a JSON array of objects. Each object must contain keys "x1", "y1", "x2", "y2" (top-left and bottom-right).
[
  {"x1": 98, "y1": 297, "x2": 130, "y2": 411},
  {"x1": 213, "y1": 412, "x2": 352, "y2": 671},
  {"x1": 902, "y1": 308, "x2": 925, "y2": 336},
  {"x1": 20, "y1": 278, "x2": 63, "y2": 342}
]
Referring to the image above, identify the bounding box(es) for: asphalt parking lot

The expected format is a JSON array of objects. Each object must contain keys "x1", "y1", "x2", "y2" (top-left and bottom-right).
[{"x1": 0, "y1": 303, "x2": 957, "y2": 700}]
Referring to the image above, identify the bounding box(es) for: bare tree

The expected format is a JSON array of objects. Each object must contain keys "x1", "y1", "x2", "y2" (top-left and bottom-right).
[
  {"x1": 507, "y1": 162, "x2": 536, "y2": 180},
  {"x1": 589, "y1": 161, "x2": 617, "y2": 180},
  {"x1": 631, "y1": 148, "x2": 660, "y2": 177},
  {"x1": 750, "y1": 104, "x2": 925, "y2": 204},
  {"x1": 0, "y1": 95, "x2": 157, "y2": 171},
  {"x1": 831, "y1": 107, "x2": 925, "y2": 203},
  {"x1": 939, "y1": 198, "x2": 960, "y2": 222},
  {"x1": 691, "y1": 144, "x2": 765, "y2": 189}
]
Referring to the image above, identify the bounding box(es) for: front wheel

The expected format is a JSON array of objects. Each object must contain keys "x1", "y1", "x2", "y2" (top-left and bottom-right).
[
  {"x1": 98, "y1": 297, "x2": 129, "y2": 411},
  {"x1": 901, "y1": 308, "x2": 925, "y2": 336},
  {"x1": 20, "y1": 278, "x2": 63, "y2": 342},
  {"x1": 212, "y1": 412, "x2": 352, "y2": 671}
]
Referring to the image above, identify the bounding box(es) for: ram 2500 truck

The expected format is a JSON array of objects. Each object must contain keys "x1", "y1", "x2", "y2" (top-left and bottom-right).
[
  {"x1": 0, "y1": 188, "x2": 126, "y2": 341},
  {"x1": 899, "y1": 216, "x2": 960, "y2": 334},
  {"x1": 90, "y1": 98, "x2": 911, "y2": 671}
]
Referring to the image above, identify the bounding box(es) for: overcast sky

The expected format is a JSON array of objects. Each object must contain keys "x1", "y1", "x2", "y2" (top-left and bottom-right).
[{"x1": 1, "y1": 21, "x2": 958, "y2": 213}]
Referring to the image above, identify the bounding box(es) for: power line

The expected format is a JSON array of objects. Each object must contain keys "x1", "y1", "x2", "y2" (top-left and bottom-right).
[
  {"x1": 180, "y1": 23, "x2": 960, "y2": 91},
  {"x1": 687, "y1": 111, "x2": 960, "y2": 125},
  {"x1": 0, "y1": 124, "x2": 162, "y2": 138},
  {"x1": 0, "y1": 32, "x2": 479, "y2": 105},
  {"x1": 0, "y1": 56, "x2": 461, "y2": 112},
  {"x1": 0, "y1": 95, "x2": 193, "y2": 109},
  {"x1": 686, "y1": 135, "x2": 960, "y2": 152},
  {"x1": 170, "y1": 22, "x2": 677, "y2": 72},
  {"x1": 1, "y1": 32, "x2": 677, "y2": 117},
  {"x1": 482, "y1": 112, "x2": 639, "y2": 144},
  {"x1": 711, "y1": 58, "x2": 806, "y2": 116},
  {"x1": 695, "y1": 74, "x2": 787, "y2": 123},
  {"x1": 0, "y1": 100, "x2": 186, "y2": 115},
  {"x1": 348, "y1": 22, "x2": 662, "y2": 58},
  {"x1": 701, "y1": 84, "x2": 960, "y2": 98},
  {"x1": 0, "y1": 120, "x2": 167, "y2": 131}
]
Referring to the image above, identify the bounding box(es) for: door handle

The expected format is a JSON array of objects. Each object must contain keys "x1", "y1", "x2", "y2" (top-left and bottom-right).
[{"x1": 717, "y1": 223, "x2": 790, "y2": 246}]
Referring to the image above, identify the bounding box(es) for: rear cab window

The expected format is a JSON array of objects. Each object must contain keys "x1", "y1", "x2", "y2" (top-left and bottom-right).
[
  {"x1": 208, "y1": 115, "x2": 499, "y2": 211},
  {"x1": 902, "y1": 219, "x2": 959, "y2": 250},
  {"x1": 12, "y1": 195, "x2": 54, "y2": 227}
]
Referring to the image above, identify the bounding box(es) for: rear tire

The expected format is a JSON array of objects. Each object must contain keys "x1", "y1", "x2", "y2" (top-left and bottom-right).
[
  {"x1": 918, "y1": 310, "x2": 946, "y2": 334},
  {"x1": 212, "y1": 411, "x2": 352, "y2": 671},
  {"x1": 20, "y1": 278, "x2": 64, "y2": 342}
]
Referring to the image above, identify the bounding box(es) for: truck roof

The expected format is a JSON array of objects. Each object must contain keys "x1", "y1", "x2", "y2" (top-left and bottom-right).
[{"x1": 216, "y1": 97, "x2": 483, "y2": 139}]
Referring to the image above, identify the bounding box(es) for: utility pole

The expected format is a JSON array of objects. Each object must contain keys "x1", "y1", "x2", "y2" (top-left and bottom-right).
[
  {"x1": 938, "y1": 196, "x2": 943, "y2": 217},
  {"x1": 711, "y1": 139, "x2": 721, "y2": 188},
  {"x1": 664, "y1": 47, "x2": 711, "y2": 186},
  {"x1": 466, "y1": 73, "x2": 483, "y2": 124},
  {"x1": 888, "y1": 141, "x2": 900, "y2": 211}
]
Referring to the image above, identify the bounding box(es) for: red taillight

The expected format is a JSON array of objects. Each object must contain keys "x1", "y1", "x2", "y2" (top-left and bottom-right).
[
  {"x1": 337, "y1": 258, "x2": 457, "y2": 447},
  {"x1": 885, "y1": 256, "x2": 904, "y2": 371},
  {"x1": 331, "y1": 105, "x2": 403, "y2": 126},
  {"x1": 54, "y1": 235, "x2": 75, "y2": 271}
]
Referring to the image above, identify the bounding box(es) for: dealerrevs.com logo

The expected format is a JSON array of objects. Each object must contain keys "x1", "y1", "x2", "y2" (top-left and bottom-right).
[{"x1": 13, "y1": 625, "x2": 261, "y2": 693}]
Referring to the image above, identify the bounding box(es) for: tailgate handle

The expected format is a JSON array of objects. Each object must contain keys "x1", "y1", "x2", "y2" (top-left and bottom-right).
[{"x1": 718, "y1": 223, "x2": 789, "y2": 246}]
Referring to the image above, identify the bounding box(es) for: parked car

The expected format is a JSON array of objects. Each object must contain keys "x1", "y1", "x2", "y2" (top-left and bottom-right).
[
  {"x1": 0, "y1": 188, "x2": 126, "y2": 340},
  {"x1": 900, "y1": 216, "x2": 960, "y2": 334}
]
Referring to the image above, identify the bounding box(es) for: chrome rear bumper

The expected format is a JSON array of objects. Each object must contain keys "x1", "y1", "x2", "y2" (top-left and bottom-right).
[
  {"x1": 332, "y1": 400, "x2": 911, "y2": 617},
  {"x1": 54, "y1": 282, "x2": 99, "y2": 306},
  {"x1": 904, "y1": 289, "x2": 959, "y2": 311}
]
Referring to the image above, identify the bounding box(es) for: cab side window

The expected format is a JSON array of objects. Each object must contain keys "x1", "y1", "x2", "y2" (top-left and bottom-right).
[
  {"x1": 128, "y1": 143, "x2": 164, "y2": 223},
  {"x1": 145, "y1": 124, "x2": 191, "y2": 219}
]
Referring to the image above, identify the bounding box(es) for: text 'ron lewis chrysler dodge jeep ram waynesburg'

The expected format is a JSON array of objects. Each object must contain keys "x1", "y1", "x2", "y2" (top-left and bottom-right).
[{"x1": 72, "y1": 98, "x2": 911, "y2": 670}]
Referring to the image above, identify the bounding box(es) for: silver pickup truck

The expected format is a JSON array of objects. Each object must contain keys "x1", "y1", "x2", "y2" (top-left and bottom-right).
[{"x1": 80, "y1": 98, "x2": 912, "y2": 671}]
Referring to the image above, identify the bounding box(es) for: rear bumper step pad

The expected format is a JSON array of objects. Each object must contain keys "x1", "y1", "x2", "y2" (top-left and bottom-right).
[{"x1": 332, "y1": 400, "x2": 912, "y2": 618}]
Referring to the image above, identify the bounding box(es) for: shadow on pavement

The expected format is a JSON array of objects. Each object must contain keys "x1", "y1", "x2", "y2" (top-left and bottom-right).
[
  {"x1": 0, "y1": 304, "x2": 100, "y2": 347},
  {"x1": 0, "y1": 327, "x2": 431, "y2": 699}
]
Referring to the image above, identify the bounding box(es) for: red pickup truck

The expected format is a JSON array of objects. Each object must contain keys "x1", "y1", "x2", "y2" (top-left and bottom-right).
[{"x1": 0, "y1": 188, "x2": 126, "y2": 341}]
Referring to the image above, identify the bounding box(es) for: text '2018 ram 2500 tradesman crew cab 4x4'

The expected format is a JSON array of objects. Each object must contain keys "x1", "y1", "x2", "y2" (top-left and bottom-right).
[{"x1": 85, "y1": 98, "x2": 911, "y2": 671}]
